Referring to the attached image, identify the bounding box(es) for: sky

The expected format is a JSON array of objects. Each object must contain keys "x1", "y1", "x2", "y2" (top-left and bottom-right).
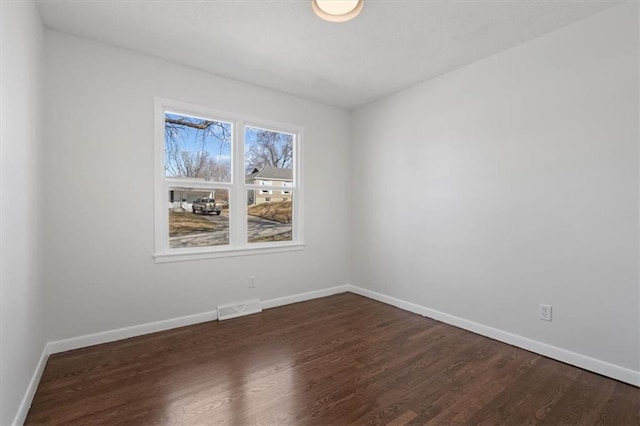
[
  {"x1": 165, "y1": 112, "x2": 231, "y2": 174},
  {"x1": 165, "y1": 112, "x2": 292, "y2": 179}
]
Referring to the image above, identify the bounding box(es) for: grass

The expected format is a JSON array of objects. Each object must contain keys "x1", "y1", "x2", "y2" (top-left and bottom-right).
[
  {"x1": 169, "y1": 210, "x2": 216, "y2": 237},
  {"x1": 249, "y1": 230, "x2": 292, "y2": 243},
  {"x1": 248, "y1": 201, "x2": 292, "y2": 223}
]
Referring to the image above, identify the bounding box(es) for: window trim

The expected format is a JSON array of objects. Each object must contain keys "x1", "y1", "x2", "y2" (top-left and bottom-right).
[{"x1": 153, "y1": 97, "x2": 304, "y2": 262}]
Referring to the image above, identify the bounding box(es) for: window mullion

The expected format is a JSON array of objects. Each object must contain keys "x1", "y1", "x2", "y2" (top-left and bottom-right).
[{"x1": 233, "y1": 120, "x2": 247, "y2": 247}]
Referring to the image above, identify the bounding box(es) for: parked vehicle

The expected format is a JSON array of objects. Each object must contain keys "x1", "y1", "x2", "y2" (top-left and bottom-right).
[{"x1": 192, "y1": 198, "x2": 222, "y2": 215}]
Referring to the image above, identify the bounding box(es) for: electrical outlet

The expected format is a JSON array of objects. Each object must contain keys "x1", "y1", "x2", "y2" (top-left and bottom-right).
[
  {"x1": 539, "y1": 304, "x2": 552, "y2": 321},
  {"x1": 249, "y1": 276, "x2": 256, "y2": 288}
]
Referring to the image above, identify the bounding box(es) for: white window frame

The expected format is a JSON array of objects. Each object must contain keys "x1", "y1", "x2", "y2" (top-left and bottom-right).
[{"x1": 154, "y1": 98, "x2": 304, "y2": 263}]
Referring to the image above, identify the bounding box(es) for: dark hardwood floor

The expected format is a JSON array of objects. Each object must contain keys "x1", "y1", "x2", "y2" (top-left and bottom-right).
[{"x1": 26, "y1": 293, "x2": 639, "y2": 425}]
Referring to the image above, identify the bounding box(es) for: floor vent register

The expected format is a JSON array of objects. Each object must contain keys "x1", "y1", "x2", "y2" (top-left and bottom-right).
[{"x1": 217, "y1": 299, "x2": 263, "y2": 321}]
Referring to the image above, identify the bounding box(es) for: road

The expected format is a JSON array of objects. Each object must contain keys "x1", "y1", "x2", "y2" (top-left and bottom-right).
[{"x1": 169, "y1": 211, "x2": 291, "y2": 248}]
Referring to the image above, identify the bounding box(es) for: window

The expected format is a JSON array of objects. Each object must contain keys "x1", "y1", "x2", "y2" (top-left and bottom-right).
[
  {"x1": 154, "y1": 98, "x2": 303, "y2": 262},
  {"x1": 259, "y1": 181, "x2": 272, "y2": 195},
  {"x1": 281, "y1": 182, "x2": 291, "y2": 195}
]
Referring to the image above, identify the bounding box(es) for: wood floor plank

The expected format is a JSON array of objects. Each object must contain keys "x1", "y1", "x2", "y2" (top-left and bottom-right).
[
  {"x1": 594, "y1": 381, "x2": 640, "y2": 426},
  {"x1": 386, "y1": 410, "x2": 417, "y2": 426},
  {"x1": 25, "y1": 293, "x2": 639, "y2": 425}
]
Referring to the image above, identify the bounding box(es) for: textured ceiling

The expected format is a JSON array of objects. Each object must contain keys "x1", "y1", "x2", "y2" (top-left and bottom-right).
[{"x1": 36, "y1": 0, "x2": 623, "y2": 110}]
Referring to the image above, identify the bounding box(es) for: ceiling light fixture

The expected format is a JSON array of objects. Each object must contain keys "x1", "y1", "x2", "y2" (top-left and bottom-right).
[{"x1": 312, "y1": 0, "x2": 363, "y2": 23}]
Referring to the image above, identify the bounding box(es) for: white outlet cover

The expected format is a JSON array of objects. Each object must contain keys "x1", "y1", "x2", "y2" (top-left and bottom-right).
[{"x1": 540, "y1": 304, "x2": 552, "y2": 321}]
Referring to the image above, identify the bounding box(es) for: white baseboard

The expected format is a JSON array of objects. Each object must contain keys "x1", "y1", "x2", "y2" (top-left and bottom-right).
[
  {"x1": 47, "y1": 310, "x2": 219, "y2": 354},
  {"x1": 262, "y1": 285, "x2": 349, "y2": 310},
  {"x1": 12, "y1": 346, "x2": 49, "y2": 426},
  {"x1": 348, "y1": 285, "x2": 640, "y2": 387},
  {"x1": 48, "y1": 285, "x2": 350, "y2": 355}
]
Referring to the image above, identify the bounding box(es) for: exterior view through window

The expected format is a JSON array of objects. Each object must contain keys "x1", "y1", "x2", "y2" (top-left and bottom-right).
[
  {"x1": 165, "y1": 113, "x2": 232, "y2": 249},
  {"x1": 156, "y1": 99, "x2": 301, "y2": 260},
  {"x1": 245, "y1": 127, "x2": 293, "y2": 243}
]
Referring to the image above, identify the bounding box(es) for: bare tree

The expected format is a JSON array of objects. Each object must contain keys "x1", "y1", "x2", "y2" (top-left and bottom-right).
[
  {"x1": 246, "y1": 130, "x2": 293, "y2": 172},
  {"x1": 165, "y1": 115, "x2": 231, "y2": 181},
  {"x1": 175, "y1": 151, "x2": 230, "y2": 181}
]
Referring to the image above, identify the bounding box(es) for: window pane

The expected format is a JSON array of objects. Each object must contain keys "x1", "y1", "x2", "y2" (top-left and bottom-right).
[
  {"x1": 247, "y1": 190, "x2": 292, "y2": 243},
  {"x1": 169, "y1": 188, "x2": 229, "y2": 248},
  {"x1": 165, "y1": 112, "x2": 232, "y2": 182},
  {"x1": 244, "y1": 127, "x2": 294, "y2": 180}
]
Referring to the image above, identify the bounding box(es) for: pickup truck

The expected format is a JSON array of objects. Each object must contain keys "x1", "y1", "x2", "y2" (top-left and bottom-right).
[{"x1": 191, "y1": 198, "x2": 223, "y2": 215}]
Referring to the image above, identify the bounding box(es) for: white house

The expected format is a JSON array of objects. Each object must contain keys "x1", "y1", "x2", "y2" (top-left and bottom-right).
[{"x1": 245, "y1": 166, "x2": 293, "y2": 205}]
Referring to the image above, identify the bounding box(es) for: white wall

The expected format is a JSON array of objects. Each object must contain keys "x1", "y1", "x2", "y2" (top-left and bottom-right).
[
  {"x1": 351, "y1": 3, "x2": 639, "y2": 373},
  {"x1": 0, "y1": 0, "x2": 46, "y2": 424},
  {"x1": 43, "y1": 31, "x2": 351, "y2": 341}
]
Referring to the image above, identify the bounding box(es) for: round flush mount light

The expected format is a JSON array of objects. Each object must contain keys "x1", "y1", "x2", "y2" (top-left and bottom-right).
[{"x1": 312, "y1": 0, "x2": 363, "y2": 23}]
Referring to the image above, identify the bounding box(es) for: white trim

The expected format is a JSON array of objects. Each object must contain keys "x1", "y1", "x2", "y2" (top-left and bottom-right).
[
  {"x1": 232, "y1": 119, "x2": 243, "y2": 248},
  {"x1": 47, "y1": 285, "x2": 348, "y2": 354},
  {"x1": 262, "y1": 285, "x2": 348, "y2": 310},
  {"x1": 154, "y1": 243, "x2": 304, "y2": 263},
  {"x1": 347, "y1": 285, "x2": 640, "y2": 387},
  {"x1": 292, "y1": 129, "x2": 304, "y2": 243},
  {"x1": 12, "y1": 347, "x2": 49, "y2": 426},
  {"x1": 47, "y1": 310, "x2": 219, "y2": 354}
]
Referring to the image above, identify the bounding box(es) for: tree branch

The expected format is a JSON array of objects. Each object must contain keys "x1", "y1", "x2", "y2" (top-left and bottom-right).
[{"x1": 165, "y1": 117, "x2": 214, "y2": 130}]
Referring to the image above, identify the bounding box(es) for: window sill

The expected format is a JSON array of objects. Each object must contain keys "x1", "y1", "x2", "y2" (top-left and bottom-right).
[{"x1": 153, "y1": 242, "x2": 305, "y2": 263}]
